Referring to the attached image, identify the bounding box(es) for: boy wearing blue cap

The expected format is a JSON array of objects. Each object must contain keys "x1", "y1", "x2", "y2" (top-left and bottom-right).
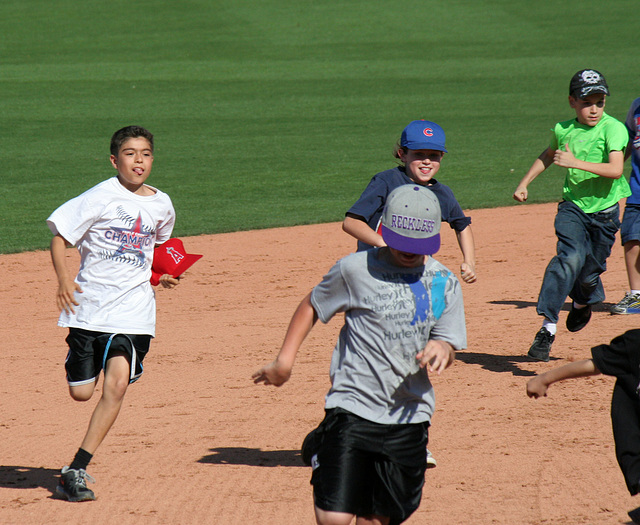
[
  {"x1": 343, "y1": 120, "x2": 476, "y2": 285},
  {"x1": 513, "y1": 69, "x2": 630, "y2": 362},
  {"x1": 254, "y1": 185, "x2": 466, "y2": 525}
]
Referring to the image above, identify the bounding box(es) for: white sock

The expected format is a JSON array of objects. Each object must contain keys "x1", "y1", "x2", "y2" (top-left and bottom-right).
[
  {"x1": 572, "y1": 302, "x2": 587, "y2": 309},
  {"x1": 631, "y1": 290, "x2": 640, "y2": 296},
  {"x1": 542, "y1": 320, "x2": 557, "y2": 335}
]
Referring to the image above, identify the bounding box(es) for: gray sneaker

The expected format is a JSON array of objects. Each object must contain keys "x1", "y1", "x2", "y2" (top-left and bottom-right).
[
  {"x1": 528, "y1": 328, "x2": 554, "y2": 362},
  {"x1": 610, "y1": 292, "x2": 640, "y2": 315},
  {"x1": 56, "y1": 466, "x2": 96, "y2": 502}
]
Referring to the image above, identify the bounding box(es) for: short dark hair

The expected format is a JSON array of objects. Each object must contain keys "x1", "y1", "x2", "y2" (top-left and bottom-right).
[{"x1": 110, "y1": 126, "x2": 154, "y2": 156}]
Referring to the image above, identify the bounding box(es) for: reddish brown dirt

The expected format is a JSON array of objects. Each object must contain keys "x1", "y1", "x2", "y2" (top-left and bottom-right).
[{"x1": 2, "y1": 202, "x2": 640, "y2": 525}]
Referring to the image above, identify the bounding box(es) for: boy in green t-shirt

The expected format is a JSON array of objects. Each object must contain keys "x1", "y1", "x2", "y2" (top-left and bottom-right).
[{"x1": 513, "y1": 69, "x2": 630, "y2": 362}]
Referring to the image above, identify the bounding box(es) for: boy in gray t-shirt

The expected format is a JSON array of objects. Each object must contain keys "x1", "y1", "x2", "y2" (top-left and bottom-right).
[{"x1": 254, "y1": 185, "x2": 466, "y2": 525}]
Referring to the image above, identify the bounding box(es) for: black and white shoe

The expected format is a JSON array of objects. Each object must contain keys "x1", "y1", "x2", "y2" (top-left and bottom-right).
[
  {"x1": 527, "y1": 328, "x2": 555, "y2": 362},
  {"x1": 56, "y1": 466, "x2": 96, "y2": 502},
  {"x1": 566, "y1": 304, "x2": 592, "y2": 332}
]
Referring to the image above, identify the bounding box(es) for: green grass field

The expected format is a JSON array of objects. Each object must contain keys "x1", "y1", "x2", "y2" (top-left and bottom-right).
[{"x1": 1, "y1": 0, "x2": 637, "y2": 253}]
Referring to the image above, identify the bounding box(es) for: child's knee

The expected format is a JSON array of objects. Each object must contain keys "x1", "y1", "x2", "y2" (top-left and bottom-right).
[
  {"x1": 103, "y1": 353, "x2": 131, "y2": 397},
  {"x1": 69, "y1": 382, "x2": 96, "y2": 401}
]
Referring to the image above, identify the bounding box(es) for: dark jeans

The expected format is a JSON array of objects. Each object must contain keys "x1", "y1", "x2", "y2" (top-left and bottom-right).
[{"x1": 537, "y1": 201, "x2": 620, "y2": 323}]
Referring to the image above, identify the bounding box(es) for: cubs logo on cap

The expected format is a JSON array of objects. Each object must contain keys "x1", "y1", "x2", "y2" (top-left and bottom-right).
[
  {"x1": 380, "y1": 185, "x2": 442, "y2": 255},
  {"x1": 150, "y1": 238, "x2": 203, "y2": 285},
  {"x1": 400, "y1": 120, "x2": 447, "y2": 153}
]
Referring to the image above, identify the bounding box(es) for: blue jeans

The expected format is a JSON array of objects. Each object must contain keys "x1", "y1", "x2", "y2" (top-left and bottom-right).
[{"x1": 537, "y1": 200, "x2": 620, "y2": 323}]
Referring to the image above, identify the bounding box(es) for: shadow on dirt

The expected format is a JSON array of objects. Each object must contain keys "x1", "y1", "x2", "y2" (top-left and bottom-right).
[
  {"x1": 0, "y1": 466, "x2": 59, "y2": 496},
  {"x1": 198, "y1": 448, "x2": 305, "y2": 467},
  {"x1": 455, "y1": 351, "x2": 560, "y2": 376},
  {"x1": 488, "y1": 300, "x2": 614, "y2": 313}
]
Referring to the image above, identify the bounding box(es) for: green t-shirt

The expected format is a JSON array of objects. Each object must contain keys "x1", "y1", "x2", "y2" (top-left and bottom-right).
[{"x1": 550, "y1": 112, "x2": 630, "y2": 213}]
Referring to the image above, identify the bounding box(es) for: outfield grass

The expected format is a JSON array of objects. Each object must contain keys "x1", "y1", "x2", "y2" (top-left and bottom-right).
[{"x1": 1, "y1": 0, "x2": 637, "y2": 253}]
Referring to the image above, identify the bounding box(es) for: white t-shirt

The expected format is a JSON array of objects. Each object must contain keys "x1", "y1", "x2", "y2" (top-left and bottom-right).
[{"x1": 47, "y1": 177, "x2": 175, "y2": 336}]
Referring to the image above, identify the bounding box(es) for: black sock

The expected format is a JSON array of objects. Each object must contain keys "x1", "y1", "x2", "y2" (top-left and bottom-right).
[{"x1": 69, "y1": 448, "x2": 93, "y2": 471}]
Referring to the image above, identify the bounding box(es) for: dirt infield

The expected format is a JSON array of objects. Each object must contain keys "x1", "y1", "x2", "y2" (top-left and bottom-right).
[{"x1": 3, "y1": 202, "x2": 640, "y2": 525}]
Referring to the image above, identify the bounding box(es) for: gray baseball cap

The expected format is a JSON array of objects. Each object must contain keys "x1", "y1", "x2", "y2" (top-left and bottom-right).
[{"x1": 380, "y1": 185, "x2": 441, "y2": 255}]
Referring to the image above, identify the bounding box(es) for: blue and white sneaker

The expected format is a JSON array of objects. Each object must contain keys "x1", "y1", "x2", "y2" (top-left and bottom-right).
[{"x1": 610, "y1": 293, "x2": 640, "y2": 315}]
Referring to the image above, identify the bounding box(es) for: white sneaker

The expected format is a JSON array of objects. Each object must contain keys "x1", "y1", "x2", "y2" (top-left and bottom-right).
[{"x1": 426, "y1": 448, "x2": 437, "y2": 468}]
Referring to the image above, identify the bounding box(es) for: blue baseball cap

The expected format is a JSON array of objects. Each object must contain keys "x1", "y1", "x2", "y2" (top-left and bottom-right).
[
  {"x1": 400, "y1": 120, "x2": 447, "y2": 153},
  {"x1": 380, "y1": 185, "x2": 441, "y2": 255}
]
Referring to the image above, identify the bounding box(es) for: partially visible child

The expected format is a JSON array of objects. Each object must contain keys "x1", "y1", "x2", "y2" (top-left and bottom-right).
[
  {"x1": 343, "y1": 120, "x2": 477, "y2": 284},
  {"x1": 343, "y1": 119, "x2": 473, "y2": 468},
  {"x1": 513, "y1": 69, "x2": 630, "y2": 362},
  {"x1": 527, "y1": 330, "x2": 640, "y2": 524},
  {"x1": 610, "y1": 97, "x2": 640, "y2": 314},
  {"x1": 254, "y1": 185, "x2": 466, "y2": 525},
  {"x1": 47, "y1": 125, "x2": 179, "y2": 502}
]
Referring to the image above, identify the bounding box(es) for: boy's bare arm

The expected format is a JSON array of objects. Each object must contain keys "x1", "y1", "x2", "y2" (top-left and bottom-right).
[
  {"x1": 553, "y1": 144, "x2": 624, "y2": 179},
  {"x1": 50, "y1": 234, "x2": 82, "y2": 314},
  {"x1": 526, "y1": 359, "x2": 601, "y2": 399},
  {"x1": 513, "y1": 148, "x2": 555, "y2": 202},
  {"x1": 342, "y1": 215, "x2": 386, "y2": 248},
  {"x1": 252, "y1": 292, "x2": 318, "y2": 387},
  {"x1": 456, "y1": 226, "x2": 476, "y2": 283}
]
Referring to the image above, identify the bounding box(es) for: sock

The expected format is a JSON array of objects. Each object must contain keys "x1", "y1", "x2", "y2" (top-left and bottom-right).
[
  {"x1": 69, "y1": 448, "x2": 93, "y2": 471},
  {"x1": 572, "y1": 302, "x2": 587, "y2": 309},
  {"x1": 542, "y1": 319, "x2": 557, "y2": 336},
  {"x1": 631, "y1": 290, "x2": 640, "y2": 296}
]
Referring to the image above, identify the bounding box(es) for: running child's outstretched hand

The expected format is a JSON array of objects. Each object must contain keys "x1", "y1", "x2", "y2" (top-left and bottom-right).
[
  {"x1": 252, "y1": 292, "x2": 318, "y2": 388},
  {"x1": 527, "y1": 359, "x2": 600, "y2": 399},
  {"x1": 417, "y1": 339, "x2": 455, "y2": 375},
  {"x1": 526, "y1": 375, "x2": 550, "y2": 398},
  {"x1": 460, "y1": 262, "x2": 476, "y2": 284},
  {"x1": 252, "y1": 359, "x2": 292, "y2": 387},
  {"x1": 56, "y1": 278, "x2": 82, "y2": 314},
  {"x1": 50, "y1": 234, "x2": 82, "y2": 314}
]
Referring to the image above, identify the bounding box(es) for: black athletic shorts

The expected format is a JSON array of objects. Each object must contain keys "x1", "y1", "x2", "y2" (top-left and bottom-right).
[
  {"x1": 311, "y1": 408, "x2": 428, "y2": 525},
  {"x1": 64, "y1": 328, "x2": 151, "y2": 387}
]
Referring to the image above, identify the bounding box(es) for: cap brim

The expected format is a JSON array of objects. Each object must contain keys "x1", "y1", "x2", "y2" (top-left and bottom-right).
[
  {"x1": 577, "y1": 86, "x2": 610, "y2": 98},
  {"x1": 172, "y1": 253, "x2": 203, "y2": 278},
  {"x1": 381, "y1": 225, "x2": 441, "y2": 255},
  {"x1": 401, "y1": 141, "x2": 447, "y2": 153}
]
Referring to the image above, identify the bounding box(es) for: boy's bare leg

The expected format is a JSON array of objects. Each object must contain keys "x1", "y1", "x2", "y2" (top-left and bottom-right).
[
  {"x1": 356, "y1": 516, "x2": 389, "y2": 525},
  {"x1": 314, "y1": 508, "x2": 355, "y2": 525},
  {"x1": 624, "y1": 241, "x2": 640, "y2": 290},
  {"x1": 78, "y1": 353, "x2": 131, "y2": 454},
  {"x1": 314, "y1": 508, "x2": 390, "y2": 525}
]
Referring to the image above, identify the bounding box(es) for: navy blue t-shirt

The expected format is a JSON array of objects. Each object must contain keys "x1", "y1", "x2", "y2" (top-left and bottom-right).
[{"x1": 346, "y1": 166, "x2": 471, "y2": 252}]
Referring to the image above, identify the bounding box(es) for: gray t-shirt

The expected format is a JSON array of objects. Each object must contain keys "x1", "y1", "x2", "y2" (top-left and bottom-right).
[{"x1": 310, "y1": 248, "x2": 466, "y2": 425}]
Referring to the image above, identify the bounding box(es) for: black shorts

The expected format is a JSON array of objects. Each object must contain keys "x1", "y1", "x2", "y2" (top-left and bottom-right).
[
  {"x1": 64, "y1": 328, "x2": 151, "y2": 387},
  {"x1": 311, "y1": 408, "x2": 428, "y2": 524}
]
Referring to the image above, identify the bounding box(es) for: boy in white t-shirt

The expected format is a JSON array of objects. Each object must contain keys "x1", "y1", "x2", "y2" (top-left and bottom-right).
[{"x1": 47, "y1": 125, "x2": 179, "y2": 501}]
